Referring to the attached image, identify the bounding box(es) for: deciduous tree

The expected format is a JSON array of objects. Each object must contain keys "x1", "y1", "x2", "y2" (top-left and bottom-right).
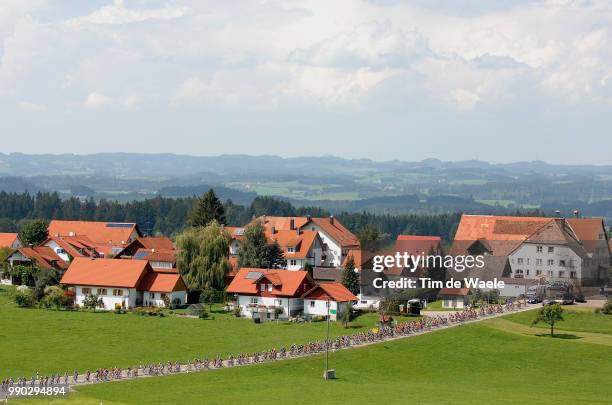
[
  {"x1": 176, "y1": 221, "x2": 231, "y2": 290},
  {"x1": 532, "y1": 304, "x2": 564, "y2": 337}
]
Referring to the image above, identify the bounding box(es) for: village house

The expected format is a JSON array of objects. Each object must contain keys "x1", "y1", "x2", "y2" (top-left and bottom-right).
[
  {"x1": 226, "y1": 268, "x2": 315, "y2": 320},
  {"x1": 267, "y1": 228, "x2": 323, "y2": 270},
  {"x1": 259, "y1": 216, "x2": 360, "y2": 267},
  {"x1": 60, "y1": 258, "x2": 187, "y2": 309},
  {"x1": 47, "y1": 220, "x2": 141, "y2": 258},
  {"x1": 42, "y1": 234, "x2": 100, "y2": 262},
  {"x1": 302, "y1": 282, "x2": 357, "y2": 321},
  {"x1": 3, "y1": 246, "x2": 69, "y2": 284},
  {"x1": 439, "y1": 288, "x2": 470, "y2": 309},
  {"x1": 451, "y1": 214, "x2": 611, "y2": 287},
  {"x1": 0, "y1": 233, "x2": 24, "y2": 250}
]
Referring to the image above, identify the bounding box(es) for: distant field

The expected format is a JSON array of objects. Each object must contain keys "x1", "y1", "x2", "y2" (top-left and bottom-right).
[
  {"x1": 0, "y1": 286, "x2": 418, "y2": 379},
  {"x1": 16, "y1": 310, "x2": 612, "y2": 405}
]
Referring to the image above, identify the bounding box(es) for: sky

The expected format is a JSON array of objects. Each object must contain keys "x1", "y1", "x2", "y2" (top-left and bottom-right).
[{"x1": 1, "y1": 0, "x2": 612, "y2": 164}]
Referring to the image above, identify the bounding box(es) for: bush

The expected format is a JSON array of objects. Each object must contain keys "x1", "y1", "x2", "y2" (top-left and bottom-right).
[
  {"x1": 133, "y1": 306, "x2": 165, "y2": 317},
  {"x1": 14, "y1": 287, "x2": 36, "y2": 307},
  {"x1": 311, "y1": 315, "x2": 325, "y2": 322},
  {"x1": 602, "y1": 299, "x2": 612, "y2": 315},
  {"x1": 42, "y1": 285, "x2": 68, "y2": 309}
]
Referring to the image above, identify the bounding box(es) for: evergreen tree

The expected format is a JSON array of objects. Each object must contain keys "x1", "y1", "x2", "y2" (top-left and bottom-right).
[
  {"x1": 303, "y1": 262, "x2": 314, "y2": 278},
  {"x1": 424, "y1": 247, "x2": 446, "y2": 282},
  {"x1": 237, "y1": 221, "x2": 270, "y2": 269},
  {"x1": 188, "y1": 189, "x2": 225, "y2": 227},
  {"x1": 342, "y1": 255, "x2": 360, "y2": 295},
  {"x1": 176, "y1": 221, "x2": 231, "y2": 290},
  {"x1": 267, "y1": 241, "x2": 286, "y2": 269}
]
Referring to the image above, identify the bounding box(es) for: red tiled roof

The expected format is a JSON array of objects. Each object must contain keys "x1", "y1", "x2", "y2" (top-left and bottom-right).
[
  {"x1": 439, "y1": 288, "x2": 469, "y2": 296},
  {"x1": 10, "y1": 246, "x2": 68, "y2": 270},
  {"x1": 394, "y1": 235, "x2": 442, "y2": 256},
  {"x1": 139, "y1": 272, "x2": 187, "y2": 292},
  {"x1": 267, "y1": 229, "x2": 319, "y2": 258},
  {"x1": 0, "y1": 233, "x2": 20, "y2": 249},
  {"x1": 308, "y1": 217, "x2": 360, "y2": 248},
  {"x1": 225, "y1": 227, "x2": 246, "y2": 240},
  {"x1": 226, "y1": 268, "x2": 311, "y2": 297},
  {"x1": 48, "y1": 220, "x2": 139, "y2": 245},
  {"x1": 44, "y1": 235, "x2": 100, "y2": 259},
  {"x1": 303, "y1": 282, "x2": 357, "y2": 302},
  {"x1": 60, "y1": 258, "x2": 150, "y2": 288},
  {"x1": 134, "y1": 248, "x2": 176, "y2": 263},
  {"x1": 259, "y1": 216, "x2": 360, "y2": 248}
]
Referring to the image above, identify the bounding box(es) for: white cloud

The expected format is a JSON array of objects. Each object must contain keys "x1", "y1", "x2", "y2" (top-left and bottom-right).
[
  {"x1": 65, "y1": 0, "x2": 188, "y2": 29},
  {"x1": 279, "y1": 66, "x2": 396, "y2": 106},
  {"x1": 83, "y1": 92, "x2": 111, "y2": 109},
  {"x1": 17, "y1": 101, "x2": 47, "y2": 112}
]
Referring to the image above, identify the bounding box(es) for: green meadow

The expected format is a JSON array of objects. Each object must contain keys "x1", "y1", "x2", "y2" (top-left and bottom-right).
[{"x1": 14, "y1": 308, "x2": 612, "y2": 405}]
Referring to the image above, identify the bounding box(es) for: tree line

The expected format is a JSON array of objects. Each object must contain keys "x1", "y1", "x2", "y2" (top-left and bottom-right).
[{"x1": 0, "y1": 190, "x2": 468, "y2": 241}]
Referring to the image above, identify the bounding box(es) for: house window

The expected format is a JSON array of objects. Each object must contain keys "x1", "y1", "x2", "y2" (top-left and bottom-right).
[
  {"x1": 149, "y1": 292, "x2": 155, "y2": 299},
  {"x1": 517, "y1": 258, "x2": 524, "y2": 265},
  {"x1": 536, "y1": 246, "x2": 543, "y2": 253},
  {"x1": 536, "y1": 259, "x2": 542, "y2": 266},
  {"x1": 536, "y1": 270, "x2": 542, "y2": 276},
  {"x1": 547, "y1": 270, "x2": 553, "y2": 277},
  {"x1": 569, "y1": 260, "x2": 575, "y2": 268},
  {"x1": 290, "y1": 260, "x2": 297, "y2": 266},
  {"x1": 325, "y1": 301, "x2": 331, "y2": 308},
  {"x1": 97, "y1": 288, "x2": 107, "y2": 295},
  {"x1": 82, "y1": 287, "x2": 91, "y2": 295},
  {"x1": 559, "y1": 260, "x2": 566, "y2": 267},
  {"x1": 310, "y1": 301, "x2": 315, "y2": 308},
  {"x1": 526, "y1": 270, "x2": 530, "y2": 276},
  {"x1": 287, "y1": 247, "x2": 295, "y2": 253},
  {"x1": 547, "y1": 259, "x2": 554, "y2": 266},
  {"x1": 548, "y1": 246, "x2": 554, "y2": 253},
  {"x1": 260, "y1": 284, "x2": 266, "y2": 292},
  {"x1": 275, "y1": 299, "x2": 283, "y2": 306},
  {"x1": 570, "y1": 271, "x2": 576, "y2": 279},
  {"x1": 268, "y1": 284, "x2": 272, "y2": 292},
  {"x1": 161, "y1": 293, "x2": 168, "y2": 300},
  {"x1": 559, "y1": 271, "x2": 565, "y2": 277},
  {"x1": 250, "y1": 297, "x2": 258, "y2": 304},
  {"x1": 112, "y1": 289, "x2": 123, "y2": 296}
]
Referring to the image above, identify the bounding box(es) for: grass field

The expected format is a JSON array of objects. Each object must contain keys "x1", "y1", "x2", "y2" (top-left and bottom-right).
[
  {"x1": 504, "y1": 307, "x2": 612, "y2": 335},
  {"x1": 0, "y1": 287, "x2": 418, "y2": 379},
  {"x1": 14, "y1": 310, "x2": 612, "y2": 405}
]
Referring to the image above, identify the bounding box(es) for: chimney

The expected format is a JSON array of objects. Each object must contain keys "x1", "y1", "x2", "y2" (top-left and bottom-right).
[
  {"x1": 573, "y1": 209, "x2": 580, "y2": 218},
  {"x1": 290, "y1": 218, "x2": 295, "y2": 230},
  {"x1": 329, "y1": 215, "x2": 334, "y2": 225},
  {"x1": 306, "y1": 215, "x2": 311, "y2": 222},
  {"x1": 271, "y1": 226, "x2": 276, "y2": 235},
  {"x1": 554, "y1": 210, "x2": 562, "y2": 218}
]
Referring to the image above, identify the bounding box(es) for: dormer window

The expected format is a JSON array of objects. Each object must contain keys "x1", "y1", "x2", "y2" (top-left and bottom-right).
[
  {"x1": 260, "y1": 284, "x2": 266, "y2": 292},
  {"x1": 287, "y1": 247, "x2": 295, "y2": 253}
]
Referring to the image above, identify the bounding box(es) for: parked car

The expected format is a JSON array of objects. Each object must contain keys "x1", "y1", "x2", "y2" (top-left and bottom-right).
[
  {"x1": 527, "y1": 296, "x2": 542, "y2": 304},
  {"x1": 543, "y1": 300, "x2": 557, "y2": 306},
  {"x1": 561, "y1": 298, "x2": 574, "y2": 305},
  {"x1": 574, "y1": 294, "x2": 586, "y2": 303}
]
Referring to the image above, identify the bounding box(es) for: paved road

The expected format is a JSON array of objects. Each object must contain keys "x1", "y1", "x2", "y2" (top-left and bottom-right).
[{"x1": 1, "y1": 304, "x2": 538, "y2": 399}]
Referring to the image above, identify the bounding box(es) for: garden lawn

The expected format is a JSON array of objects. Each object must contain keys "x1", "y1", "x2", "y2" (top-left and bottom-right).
[
  {"x1": 15, "y1": 313, "x2": 612, "y2": 405},
  {"x1": 504, "y1": 307, "x2": 612, "y2": 335},
  {"x1": 0, "y1": 287, "x2": 417, "y2": 379}
]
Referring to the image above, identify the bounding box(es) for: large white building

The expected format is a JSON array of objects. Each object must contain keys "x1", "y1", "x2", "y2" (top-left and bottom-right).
[
  {"x1": 451, "y1": 215, "x2": 610, "y2": 287},
  {"x1": 60, "y1": 258, "x2": 187, "y2": 309}
]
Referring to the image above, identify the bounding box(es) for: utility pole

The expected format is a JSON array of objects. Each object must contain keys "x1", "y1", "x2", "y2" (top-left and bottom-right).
[{"x1": 325, "y1": 297, "x2": 330, "y2": 377}]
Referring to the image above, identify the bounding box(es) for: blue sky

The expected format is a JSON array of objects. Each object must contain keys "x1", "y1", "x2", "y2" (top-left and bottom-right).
[{"x1": 1, "y1": 0, "x2": 611, "y2": 164}]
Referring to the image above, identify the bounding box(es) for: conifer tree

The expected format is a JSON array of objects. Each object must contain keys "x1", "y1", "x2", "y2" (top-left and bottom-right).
[
  {"x1": 342, "y1": 255, "x2": 360, "y2": 295},
  {"x1": 188, "y1": 189, "x2": 225, "y2": 227}
]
